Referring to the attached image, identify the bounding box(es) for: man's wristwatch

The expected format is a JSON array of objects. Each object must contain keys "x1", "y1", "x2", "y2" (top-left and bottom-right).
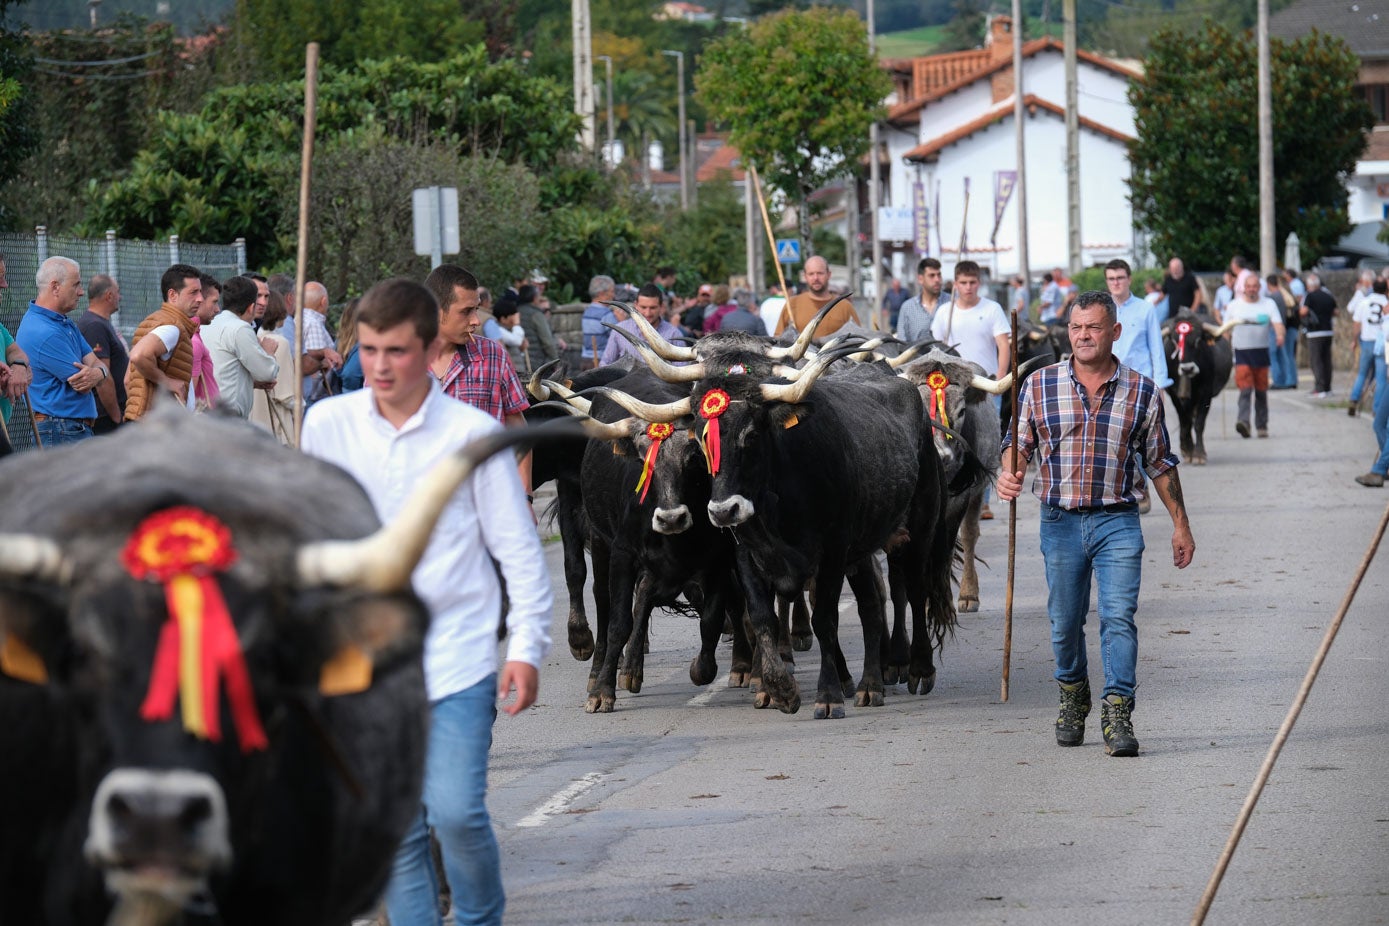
[
  {"x1": 525, "y1": 494, "x2": 534, "y2": 504},
  {"x1": 10, "y1": 360, "x2": 27, "y2": 368}
]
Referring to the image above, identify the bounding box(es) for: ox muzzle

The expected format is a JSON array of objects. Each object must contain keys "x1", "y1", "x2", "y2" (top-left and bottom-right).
[
  {"x1": 85, "y1": 768, "x2": 231, "y2": 913},
  {"x1": 652, "y1": 504, "x2": 693, "y2": 535},
  {"x1": 707, "y1": 495, "x2": 755, "y2": 528}
]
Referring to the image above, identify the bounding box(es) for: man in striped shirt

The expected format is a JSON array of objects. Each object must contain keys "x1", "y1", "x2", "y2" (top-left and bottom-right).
[{"x1": 998, "y1": 290, "x2": 1195, "y2": 758}]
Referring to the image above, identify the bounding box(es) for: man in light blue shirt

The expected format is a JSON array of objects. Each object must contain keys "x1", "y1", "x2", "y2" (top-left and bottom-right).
[{"x1": 1105, "y1": 259, "x2": 1171, "y2": 389}]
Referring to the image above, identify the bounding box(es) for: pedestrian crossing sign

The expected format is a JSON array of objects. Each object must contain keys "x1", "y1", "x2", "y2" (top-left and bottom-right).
[{"x1": 775, "y1": 239, "x2": 801, "y2": 264}]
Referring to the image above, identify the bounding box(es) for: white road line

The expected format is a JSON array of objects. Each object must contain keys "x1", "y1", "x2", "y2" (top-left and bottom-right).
[
  {"x1": 687, "y1": 674, "x2": 731, "y2": 706},
  {"x1": 515, "y1": 772, "x2": 605, "y2": 828}
]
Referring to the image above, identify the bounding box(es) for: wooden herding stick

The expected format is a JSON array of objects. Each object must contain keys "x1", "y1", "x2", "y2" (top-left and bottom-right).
[
  {"x1": 748, "y1": 164, "x2": 790, "y2": 319},
  {"x1": 291, "y1": 42, "x2": 320, "y2": 448},
  {"x1": 1002, "y1": 294, "x2": 1021, "y2": 701}
]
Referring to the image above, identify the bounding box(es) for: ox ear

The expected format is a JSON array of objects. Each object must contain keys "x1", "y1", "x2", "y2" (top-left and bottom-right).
[
  {"x1": 0, "y1": 631, "x2": 47, "y2": 685},
  {"x1": 319, "y1": 594, "x2": 427, "y2": 697},
  {"x1": 769, "y1": 403, "x2": 808, "y2": 430}
]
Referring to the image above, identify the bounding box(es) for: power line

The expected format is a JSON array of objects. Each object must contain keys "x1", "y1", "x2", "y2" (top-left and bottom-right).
[
  {"x1": 34, "y1": 66, "x2": 169, "y2": 80},
  {"x1": 33, "y1": 50, "x2": 160, "y2": 67}
]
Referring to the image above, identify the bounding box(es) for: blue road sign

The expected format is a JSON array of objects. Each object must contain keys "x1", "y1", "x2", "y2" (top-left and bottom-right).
[{"x1": 775, "y1": 238, "x2": 801, "y2": 264}]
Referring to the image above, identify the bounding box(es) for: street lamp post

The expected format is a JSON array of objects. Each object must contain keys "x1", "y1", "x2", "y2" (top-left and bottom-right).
[
  {"x1": 661, "y1": 49, "x2": 688, "y2": 210},
  {"x1": 596, "y1": 55, "x2": 615, "y2": 167}
]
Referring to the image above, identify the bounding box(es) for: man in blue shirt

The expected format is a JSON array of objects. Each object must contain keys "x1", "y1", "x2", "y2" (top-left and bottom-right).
[
  {"x1": 15, "y1": 257, "x2": 113, "y2": 446},
  {"x1": 1106, "y1": 259, "x2": 1171, "y2": 514},
  {"x1": 581, "y1": 274, "x2": 620, "y2": 369}
]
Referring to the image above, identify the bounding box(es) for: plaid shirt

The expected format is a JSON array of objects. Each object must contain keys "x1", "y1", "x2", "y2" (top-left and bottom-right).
[
  {"x1": 1003, "y1": 360, "x2": 1178, "y2": 509},
  {"x1": 302, "y1": 308, "x2": 334, "y2": 351},
  {"x1": 436, "y1": 335, "x2": 529, "y2": 423}
]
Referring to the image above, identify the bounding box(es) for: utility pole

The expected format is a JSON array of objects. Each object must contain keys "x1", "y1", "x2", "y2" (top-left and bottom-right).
[
  {"x1": 572, "y1": 0, "x2": 595, "y2": 151},
  {"x1": 1064, "y1": 0, "x2": 1081, "y2": 275},
  {"x1": 596, "y1": 54, "x2": 615, "y2": 166},
  {"x1": 1257, "y1": 0, "x2": 1275, "y2": 274},
  {"x1": 868, "y1": 0, "x2": 884, "y2": 328},
  {"x1": 745, "y1": 169, "x2": 761, "y2": 294},
  {"x1": 1012, "y1": 3, "x2": 1029, "y2": 292},
  {"x1": 663, "y1": 51, "x2": 688, "y2": 210}
]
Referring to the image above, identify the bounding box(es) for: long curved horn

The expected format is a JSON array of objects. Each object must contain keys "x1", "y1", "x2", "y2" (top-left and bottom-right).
[
  {"x1": 847, "y1": 336, "x2": 887, "y2": 361},
  {"x1": 585, "y1": 386, "x2": 693, "y2": 423},
  {"x1": 759, "y1": 344, "x2": 856, "y2": 404},
  {"x1": 1207, "y1": 318, "x2": 1244, "y2": 337},
  {"x1": 969, "y1": 352, "x2": 1050, "y2": 395},
  {"x1": 540, "y1": 380, "x2": 592, "y2": 415},
  {"x1": 607, "y1": 303, "x2": 698, "y2": 362},
  {"x1": 531, "y1": 401, "x2": 638, "y2": 441},
  {"x1": 0, "y1": 536, "x2": 72, "y2": 585},
  {"x1": 885, "y1": 343, "x2": 927, "y2": 369},
  {"x1": 764, "y1": 292, "x2": 856, "y2": 362},
  {"x1": 527, "y1": 359, "x2": 563, "y2": 400},
  {"x1": 297, "y1": 420, "x2": 584, "y2": 591},
  {"x1": 603, "y1": 324, "x2": 708, "y2": 383}
]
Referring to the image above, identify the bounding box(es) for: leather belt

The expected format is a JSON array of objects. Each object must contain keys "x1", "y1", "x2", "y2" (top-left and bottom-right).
[
  {"x1": 1070, "y1": 502, "x2": 1137, "y2": 514},
  {"x1": 33, "y1": 412, "x2": 96, "y2": 427}
]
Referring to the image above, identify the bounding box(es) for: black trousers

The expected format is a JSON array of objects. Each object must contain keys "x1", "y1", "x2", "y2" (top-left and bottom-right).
[{"x1": 1306, "y1": 336, "x2": 1333, "y2": 393}]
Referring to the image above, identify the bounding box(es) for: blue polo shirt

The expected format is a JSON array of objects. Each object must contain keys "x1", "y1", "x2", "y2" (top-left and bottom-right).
[{"x1": 15, "y1": 302, "x2": 98, "y2": 418}]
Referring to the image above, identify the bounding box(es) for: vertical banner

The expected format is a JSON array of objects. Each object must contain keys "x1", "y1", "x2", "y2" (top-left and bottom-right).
[
  {"x1": 913, "y1": 180, "x2": 930, "y2": 257},
  {"x1": 934, "y1": 181, "x2": 943, "y2": 257},
  {"x1": 990, "y1": 170, "x2": 1017, "y2": 247},
  {"x1": 958, "y1": 176, "x2": 970, "y2": 259}
]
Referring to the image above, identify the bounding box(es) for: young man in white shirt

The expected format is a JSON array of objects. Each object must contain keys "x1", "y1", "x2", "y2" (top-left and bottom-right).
[
  {"x1": 302, "y1": 278, "x2": 552, "y2": 926},
  {"x1": 932, "y1": 259, "x2": 1011, "y2": 517}
]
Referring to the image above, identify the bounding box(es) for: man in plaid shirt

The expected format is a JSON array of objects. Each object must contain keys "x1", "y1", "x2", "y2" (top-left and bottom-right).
[
  {"x1": 998, "y1": 290, "x2": 1195, "y2": 758},
  {"x1": 425, "y1": 264, "x2": 533, "y2": 504}
]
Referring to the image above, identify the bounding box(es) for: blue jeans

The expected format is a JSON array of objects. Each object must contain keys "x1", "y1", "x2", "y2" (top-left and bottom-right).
[
  {"x1": 385, "y1": 675, "x2": 503, "y2": 926},
  {"x1": 1372, "y1": 375, "x2": 1389, "y2": 477},
  {"x1": 35, "y1": 417, "x2": 94, "y2": 447},
  {"x1": 1349, "y1": 342, "x2": 1383, "y2": 403},
  {"x1": 1039, "y1": 504, "x2": 1145, "y2": 700},
  {"x1": 1270, "y1": 327, "x2": 1299, "y2": 388}
]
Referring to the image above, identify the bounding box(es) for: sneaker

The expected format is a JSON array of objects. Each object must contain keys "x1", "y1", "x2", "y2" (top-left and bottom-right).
[
  {"x1": 1235, "y1": 421, "x2": 1251, "y2": 438},
  {"x1": 1055, "y1": 680, "x2": 1091, "y2": 747},
  {"x1": 1309, "y1": 391, "x2": 1329, "y2": 398},
  {"x1": 1100, "y1": 694, "x2": 1139, "y2": 757},
  {"x1": 1257, "y1": 428, "x2": 1268, "y2": 438},
  {"x1": 1355, "y1": 473, "x2": 1385, "y2": 488}
]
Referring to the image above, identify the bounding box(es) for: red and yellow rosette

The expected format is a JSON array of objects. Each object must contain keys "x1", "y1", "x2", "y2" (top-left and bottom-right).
[
  {"x1": 122, "y1": 507, "x2": 268, "y2": 753},
  {"x1": 635, "y1": 421, "x2": 674, "y2": 503},
  {"x1": 699, "y1": 388, "x2": 731, "y2": 475},
  {"x1": 925, "y1": 371, "x2": 951, "y2": 430}
]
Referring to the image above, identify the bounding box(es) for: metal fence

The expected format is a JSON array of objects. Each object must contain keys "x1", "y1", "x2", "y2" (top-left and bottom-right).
[{"x1": 0, "y1": 229, "x2": 243, "y2": 454}]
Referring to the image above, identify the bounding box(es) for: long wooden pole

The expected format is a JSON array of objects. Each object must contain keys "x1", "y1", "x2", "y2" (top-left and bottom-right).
[
  {"x1": 749, "y1": 164, "x2": 790, "y2": 310},
  {"x1": 1192, "y1": 499, "x2": 1389, "y2": 924},
  {"x1": 292, "y1": 42, "x2": 319, "y2": 448},
  {"x1": 1002, "y1": 290, "x2": 1022, "y2": 701}
]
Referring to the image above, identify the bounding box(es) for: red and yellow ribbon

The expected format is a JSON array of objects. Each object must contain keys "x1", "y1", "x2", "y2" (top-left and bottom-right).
[
  {"x1": 1175, "y1": 319, "x2": 1191, "y2": 358},
  {"x1": 925, "y1": 371, "x2": 951, "y2": 430},
  {"x1": 699, "y1": 389, "x2": 731, "y2": 475},
  {"x1": 122, "y1": 507, "x2": 268, "y2": 754},
  {"x1": 635, "y1": 422, "x2": 674, "y2": 503}
]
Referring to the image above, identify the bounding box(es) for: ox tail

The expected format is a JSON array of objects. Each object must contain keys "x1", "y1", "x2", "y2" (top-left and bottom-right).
[{"x1": 926, "y1": 514, "x2": 960, "y2": 655}]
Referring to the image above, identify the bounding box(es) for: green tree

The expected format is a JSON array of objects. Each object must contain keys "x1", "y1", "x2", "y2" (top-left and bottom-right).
[
  {"x1": 0, "y1": 0, "x2": 36, "y2": 227},
  {"x1": 1128, "y1": 21, "x2": 1372, "y2": 270},
  {"x1": 938, "y1": 0, "x2": 989, "y2": 52},
  {"x1": 697, "y1": 6, "x2": 890, "y2": 257}
]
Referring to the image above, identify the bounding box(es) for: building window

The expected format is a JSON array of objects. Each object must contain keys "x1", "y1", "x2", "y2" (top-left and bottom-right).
[{"x1": 1359, "y1": 83, "x2": 1388, "y2": 123}]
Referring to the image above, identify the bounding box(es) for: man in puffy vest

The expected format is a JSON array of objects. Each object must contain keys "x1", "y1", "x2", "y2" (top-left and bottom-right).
[{"x1": 125, "y1": 263, "x2": 203, "y2": 421}]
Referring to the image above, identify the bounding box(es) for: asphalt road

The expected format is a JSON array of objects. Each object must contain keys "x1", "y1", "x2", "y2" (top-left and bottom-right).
[{"x1": 487, "y1": 383, "x2": 1388, "y2": 926}]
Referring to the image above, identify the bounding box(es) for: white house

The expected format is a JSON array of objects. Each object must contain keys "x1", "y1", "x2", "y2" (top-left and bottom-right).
[{"x1": 881, "y1": 16, "x2": 1142, "y2": 282}]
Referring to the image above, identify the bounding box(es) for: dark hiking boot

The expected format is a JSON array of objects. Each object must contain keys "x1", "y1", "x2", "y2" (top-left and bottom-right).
[
  {"x1": 1055, "y1": 680, "x2": 1091, "y2": 747},
  {"x1": 1355, "y1": 472, "x2": 1385, "y2": 488},
  {"x1": 1235, "y1": 420, "x2": 1250, "y2": 438},
  {"x1": 1101, "y1": 694, "x2": 1140, "y2": 757}
]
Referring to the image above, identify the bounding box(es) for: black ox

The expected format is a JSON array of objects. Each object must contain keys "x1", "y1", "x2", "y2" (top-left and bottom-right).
[
  {"x1": 0, "y1": 409, "x2": 568, "y2": 925},
  {"x1": 1162, "y1": 311, "x2": 1240, "y2": 464}
]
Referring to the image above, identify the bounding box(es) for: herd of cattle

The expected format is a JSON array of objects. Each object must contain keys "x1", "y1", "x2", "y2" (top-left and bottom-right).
[{"x1": 0, "y1": 298, "x2": 1242, "y2": 923}]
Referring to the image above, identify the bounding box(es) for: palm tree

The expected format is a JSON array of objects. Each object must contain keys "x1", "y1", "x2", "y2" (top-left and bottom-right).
[{"x1": 608, "y1": 69, "x2": 676, "y2": 172}]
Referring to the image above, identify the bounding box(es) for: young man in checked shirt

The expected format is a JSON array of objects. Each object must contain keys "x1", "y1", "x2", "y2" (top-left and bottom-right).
[
  {"x1": 997, "y1": 290, "x2": 1195, "y2": 757},
  {"x1": 425, "y1": 264, "x2": 534, "y2": 507}
]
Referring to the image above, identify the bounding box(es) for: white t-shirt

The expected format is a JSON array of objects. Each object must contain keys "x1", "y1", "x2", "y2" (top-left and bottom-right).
[
  {"x1": 1225, "y1": 297, "x2": 1278, "y2": 351},
  {"x1": 759, "y1": 297, "x2": 786, "y2": 337},
  {"x1": 140, "y1": 324, "x2": 197, "y2": 409},
  {"x1": 930, "y1": 297, "x2": 1010, "y2": 375},
  {"x1": 1352, "y1": 293, "x2": 1385, "y2": 343}
]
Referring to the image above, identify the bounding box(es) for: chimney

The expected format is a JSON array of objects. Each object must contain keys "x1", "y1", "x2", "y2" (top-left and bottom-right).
[{"x1": 987, "y1": 15, "x2": 1013, "y2": 63}]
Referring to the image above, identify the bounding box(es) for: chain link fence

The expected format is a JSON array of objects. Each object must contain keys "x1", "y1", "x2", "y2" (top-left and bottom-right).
[{"x1": 1, "y1": 229, "x2": 243, "y2": 454}]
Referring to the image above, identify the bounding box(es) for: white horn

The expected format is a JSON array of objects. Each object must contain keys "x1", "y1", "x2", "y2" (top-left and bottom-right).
[
  {"x1": 0, "y1": 535, "x2": 72, "y2": 585},
  {"x1": 540, "y1": 379, "x2": 592, "y2": 415},
  {"x1": 765, "y1": 293, "x2": 855, "y2": 362},
  {"x1": 610, "y1": 303, "x2": 698, "y2": 362},
  {"x1": 759, "y1": 347, "x2": 843, "y2": 404},
  {"x1": 297, "y1": 421, "x2": 581, "y2": 591},
  {"x1": 588, "y1": 386, "x2": 693, "y2": 423}
]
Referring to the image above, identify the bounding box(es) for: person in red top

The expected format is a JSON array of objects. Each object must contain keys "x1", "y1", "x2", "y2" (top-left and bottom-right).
[{"x1": 424, "y1": 264, "x2": 533, "y2": 505}]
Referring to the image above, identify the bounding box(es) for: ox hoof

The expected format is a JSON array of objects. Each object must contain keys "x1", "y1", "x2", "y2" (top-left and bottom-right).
[
  {"x1": 958, "y1": 595, "x2": 979, "y2": 613},
  {"x1": 728, "y1": 669, "x2": 751, "y2": 688},
  {"x1": 884, "y1": 665, "x2": 908, "y2": 686},
  {"x1": 1193, "y1": 453, "x2": 1207, "y2": 465},
  {"x1": 690, "y1": 656, "x2": 718, "y2": 687},
  {"x1": 754, "y1": 690, "x2": 773, "y2": 709},
  {"x1": 776, "y1": 693, "x2": 801, "y2": 714},
  {"x1": 907, "y1": 669, "x2": 937, "y2": 696},
  {"x1": 813, "y1": 701, "x2": 846, "y2": 720},
  {"x1": 568, "y1": 625, "x2": 595, "y2": 662},
  {"x1": 584, "y1": 693, "x2": 616, "y2": 713},
  {"x1": 791, "y1": 633, "x2": 814, "y2": 653},
  {"x1": 855, "y1": 689, "x2": 885, "y2": 708},
  {"x1": 618, "y1": 672, "x2": 642, "y2": 694}
]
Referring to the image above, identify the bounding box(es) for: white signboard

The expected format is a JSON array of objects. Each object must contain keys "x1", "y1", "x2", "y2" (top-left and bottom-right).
[
  {"x1": 878, "y1": 206, "x2": 914, "y2": 241},
  {"x1": 412, "y1": 186, "x2": 460, "y2": 265}
]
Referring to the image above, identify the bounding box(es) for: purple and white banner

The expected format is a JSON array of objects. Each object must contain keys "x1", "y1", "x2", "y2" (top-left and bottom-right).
[{"x1": 913, "y1": 181, "x2": 930, "y2": 257}]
